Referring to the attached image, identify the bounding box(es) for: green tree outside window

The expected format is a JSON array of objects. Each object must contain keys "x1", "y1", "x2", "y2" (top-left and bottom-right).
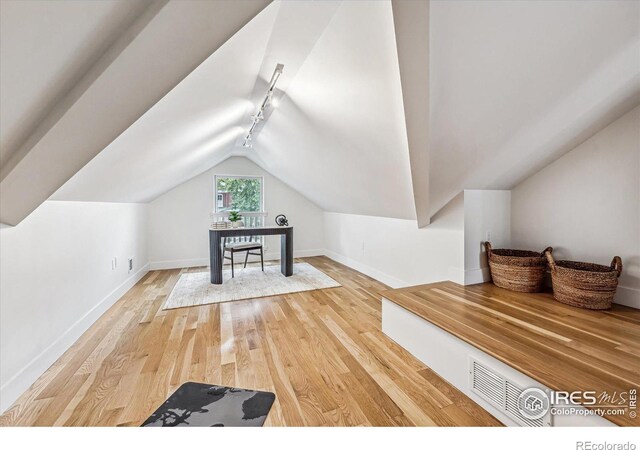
[{"x1": 216, "y1": 177, "x2": 262, "y2": 212}]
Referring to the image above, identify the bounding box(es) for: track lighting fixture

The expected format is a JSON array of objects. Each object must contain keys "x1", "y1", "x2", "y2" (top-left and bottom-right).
[{"x1": 242, "y1": 63, "x2": 283, "y2": 148}]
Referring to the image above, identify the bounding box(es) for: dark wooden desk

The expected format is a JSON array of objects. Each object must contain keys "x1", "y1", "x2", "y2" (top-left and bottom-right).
[{"x1": 209, "y1": 226, "x2": 293, "y2": 284}]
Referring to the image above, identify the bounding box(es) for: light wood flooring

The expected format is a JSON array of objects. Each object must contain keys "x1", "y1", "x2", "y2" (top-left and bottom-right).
[
  {"x1": 384, "y1": 281, "x2": 640, "y2": 426},
  {"x1": 0, "y1": 257, "x2": 500, "y2": 427}
]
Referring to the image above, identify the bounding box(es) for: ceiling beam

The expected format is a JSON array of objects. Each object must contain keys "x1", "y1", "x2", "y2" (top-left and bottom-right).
[{"x1": 391, "y1": 0, "x2": 431, "y2": 227}]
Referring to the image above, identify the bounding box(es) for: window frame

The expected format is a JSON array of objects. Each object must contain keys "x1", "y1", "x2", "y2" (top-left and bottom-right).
[{"x1": 213, "y1": 174, "x2": 265, "y2": 213}]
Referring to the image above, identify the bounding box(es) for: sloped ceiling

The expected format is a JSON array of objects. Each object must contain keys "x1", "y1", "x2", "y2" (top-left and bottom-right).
[
  {"x1": 0, "y1": 0, "x2": 271, "y2": 226},
  {"x1": 54, "y1": 0, "x2": 417, "y2": 220},
  {"x1": 53, "y1": 1, "x2": 279, "y2": 203},
  {"x1": 10, "y1": 0, "x2": 640, "y2": 224},
  {"x1": 248, "y1": 0, "x2": 416, "y2": 219},
  {"x1": 0, "y1": 0, "x2": 153, "y2": 168},
  {"x1": 428, "y1": 0, "x2": 640, "y2": 215},
  {"x1": 391, "y1": 0, "x2": 430, "y2": 226},
  {"x1": 54, "y1": 0, "x2": 348, "y2": 206}
]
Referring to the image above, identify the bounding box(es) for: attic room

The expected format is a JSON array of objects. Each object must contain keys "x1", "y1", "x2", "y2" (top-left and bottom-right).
[{"x1": 0, "y1": 0, "x2": 638, "y2": 443}]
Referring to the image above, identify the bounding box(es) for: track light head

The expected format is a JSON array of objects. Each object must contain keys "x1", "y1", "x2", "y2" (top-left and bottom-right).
[{"x1": 242, "y1": 64, "x2": 284, "y2": 149}]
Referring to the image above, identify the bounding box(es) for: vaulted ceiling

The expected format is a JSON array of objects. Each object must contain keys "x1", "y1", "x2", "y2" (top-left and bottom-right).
[
  {"x1": 2, "y1": 0, "x2": 639, "y2": 226},
  {"x1": 53, "y1": 0, "x2": 418, "y2": 220},
  {"x1": 427, "y1": 0, "x2": 640, "y2": 215},
  {"x1": 0, "y1": 0, "x2": 271, "y2": 226},
  {"x1": 248, "y1": 0, "x2": 417, "y2": 220},
  {"x1": 0, "y1": 0, "x2": 153, "y2": 167}
]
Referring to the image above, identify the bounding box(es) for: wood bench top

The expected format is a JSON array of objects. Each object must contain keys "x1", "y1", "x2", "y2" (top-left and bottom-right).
[{"x1": 382, "y1": 281, "x2": 640, "y2": 426}]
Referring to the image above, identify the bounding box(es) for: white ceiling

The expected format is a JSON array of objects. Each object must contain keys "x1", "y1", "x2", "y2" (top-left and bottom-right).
[
  {"x1": 55, "y1": 0, "x2": 417, "y2": 221},
  {"x1": 391, "y1": 0, "x2": 430, "y2": 225},
  {"x1": 1, "y1": 0, "x2": 270, "y2": 225},
  {"x1": 7, "y1": 0, "x2": 640, "y2": 224},
  {"x1": 0, "y1": 0, "x2": 153, "y2": 167},
  {"x1": 428, "y1": 0, "x2": 640, "y2": 215},
  {"x1": 53, "y1": 1, "x2": 281, "y2": 203},
  {"x1": 249, "y1": 0, "x2": 416, "y2": 219}
]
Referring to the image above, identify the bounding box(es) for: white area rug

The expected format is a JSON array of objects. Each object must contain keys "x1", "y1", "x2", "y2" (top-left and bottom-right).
[{"x1": 163, "y1": 263, "x2": 341, "y2": 309}]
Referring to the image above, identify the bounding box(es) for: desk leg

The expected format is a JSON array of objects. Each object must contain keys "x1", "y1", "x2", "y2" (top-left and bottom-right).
[
  {"x1": 281, "y1": 228, "x2": 293, "y2": 276},
  {"x1": 210, "y1": 232, "x2": 223, "y2": 284}
]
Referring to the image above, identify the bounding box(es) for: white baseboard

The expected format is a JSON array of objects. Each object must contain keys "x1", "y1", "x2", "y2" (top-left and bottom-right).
[
  {"x1": 0, "y1": 263, "x2": 150, "y2": 413},
  {"x1": 149, "y1": 249, "x2": 325, "y2": 271},
  {"x1": 265, "y1": 249, "x2": 325, "y2": 261},
  {"x1": 614, "y1": 284, "x2": 640, "y2": 309},
  {"x1": 149, "y1": 258, "x2": 209, "y2": 270},
  {"x1": 464, "y1": 267, "x2": 491, "y2": 285},
  {"x1": 322, "y1": 249, "x2": 409, "y2": 289},
  {"x1": 448, "y1": 267, "x2": 465, "y2": 285}
]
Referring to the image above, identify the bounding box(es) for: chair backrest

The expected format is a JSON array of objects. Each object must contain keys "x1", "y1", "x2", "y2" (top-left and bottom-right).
[{"x1": 242, "y1": 212, "x2": 266, "y2": 229}]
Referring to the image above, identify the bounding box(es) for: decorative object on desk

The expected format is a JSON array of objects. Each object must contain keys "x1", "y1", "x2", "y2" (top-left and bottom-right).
[
  {"x1": 545, "y1": 250, "x2": 622, "y2": 310},
  {"x1": 228, "y1": 210, "x2": 243, "y2": 228},
  {"x1": 275, "y1": 214, "x2": 288, "y2": 226},
  {"x1": 484, "y1": 242, "x2": 552, "y2": 293},
  {"x1": 211, "y1": 221, "x2": 229, "y2": 229},
  {"x1": 163, "y1": 262, "x2": 340, "y2": 309},
  {"x1": 141, "y1": 382, "x2": 275, "y2": 427}
]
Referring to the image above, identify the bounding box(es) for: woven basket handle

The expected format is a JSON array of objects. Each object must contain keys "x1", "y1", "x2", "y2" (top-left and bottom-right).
[
  {"x1": 610, "y1": 256, "x2": 623, "y2": 278},
  {"x1": 541, "y1": 246, "x2": 553, "y2": 257},
  {"x1": 545, "y1": 249, "x2": 557, "y2": 273},
  {"x1": 484, "y1": 241, "x2": 492, "y2": 258}
]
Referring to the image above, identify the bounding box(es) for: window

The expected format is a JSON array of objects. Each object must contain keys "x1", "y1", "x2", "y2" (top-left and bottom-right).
[{"x1": 214, "y1": 175, "x2": 263, "y2": 213}]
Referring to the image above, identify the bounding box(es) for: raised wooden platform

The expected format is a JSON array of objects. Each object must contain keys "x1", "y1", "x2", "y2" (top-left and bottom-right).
[{"x1": 382, "y1": 281, "x2": 640, "y2": 427}]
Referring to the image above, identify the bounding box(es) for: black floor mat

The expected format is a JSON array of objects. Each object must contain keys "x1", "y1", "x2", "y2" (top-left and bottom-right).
[{"x1": 141, "y1": 382, "x2": 275, "y2": 427}]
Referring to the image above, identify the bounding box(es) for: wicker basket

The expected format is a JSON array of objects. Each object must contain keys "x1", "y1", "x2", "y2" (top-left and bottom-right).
[
  {"x1": 484, "y1": 242, "x2": 552, "y2": 293},
  {"x1": 545, "y1": 251, "x2": 622, "y2": 310}
]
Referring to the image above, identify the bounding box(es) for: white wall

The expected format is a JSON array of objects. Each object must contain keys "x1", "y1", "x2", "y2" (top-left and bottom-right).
[
  {"x1": 463, "y1": 190, "x2": 511, "y2": 285},
  {"x1": 323, "y1": 194, "x2": 464, "y2": 288},
  {"x1": 0, "y1": 200, "x2": 148, "y2": 412},
  {"x1": 148, "y1": 156, "x2": 325, "y2": 269},
  {"x1": 511, "y1": 106, "x2": 640, "y2": 308}
]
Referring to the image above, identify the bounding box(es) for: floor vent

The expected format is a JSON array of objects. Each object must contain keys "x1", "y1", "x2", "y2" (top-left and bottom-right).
[{"x1": 469, "y1": 358, "x2": 550, "y2": 427}]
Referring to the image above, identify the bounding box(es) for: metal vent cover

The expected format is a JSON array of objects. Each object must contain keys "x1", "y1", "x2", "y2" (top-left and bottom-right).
[{"x1": 469, "y1": 358, "x2": 550, "y2": 427}]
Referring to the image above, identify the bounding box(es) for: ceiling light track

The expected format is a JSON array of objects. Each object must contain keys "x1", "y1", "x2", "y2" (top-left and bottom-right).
[{"x1": 243, "y1": 63, "x2": 284, "y2": 148}]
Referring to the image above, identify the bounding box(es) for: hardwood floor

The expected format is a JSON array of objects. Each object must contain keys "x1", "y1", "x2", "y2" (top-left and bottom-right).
[
  {"x1": 383, "y1": 281, "x2": 640, "y2": 426},
  {"x1": 0, "y1": 257, "x2": 500, "y2": 427}
]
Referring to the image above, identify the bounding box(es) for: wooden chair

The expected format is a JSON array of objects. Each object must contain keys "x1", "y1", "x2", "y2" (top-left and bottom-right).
[{"x1": 223, "y1": 237, "x2": 264, "y2": 278}]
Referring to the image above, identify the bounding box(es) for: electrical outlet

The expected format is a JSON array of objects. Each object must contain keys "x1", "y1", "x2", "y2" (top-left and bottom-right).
[
  {"x1": 111, "y1": 257, "x2": 118, "y2": 270},
  {"x1": 128, "y1": 258, "x2": 133, "y2": 273},
  {"x1": 486, "y1": 231, "x2": 491, "y2": 242}
]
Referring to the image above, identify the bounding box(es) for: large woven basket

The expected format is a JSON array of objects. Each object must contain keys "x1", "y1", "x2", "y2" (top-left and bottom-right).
[
  {"x1": 545, "y1": 251, "x2": 622, "y2": 310},
  {"x1": 484, "y1": 242, "x2": 552, "y2": 293}
]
